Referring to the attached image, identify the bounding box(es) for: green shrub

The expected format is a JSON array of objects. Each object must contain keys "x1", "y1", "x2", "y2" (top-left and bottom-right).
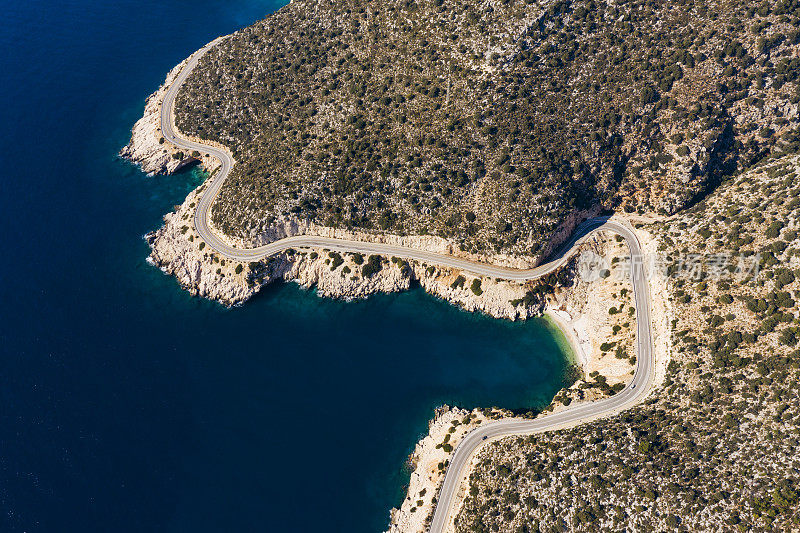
[
  {"x1": 329, "y1": 252, "x2": 343, "y2": 270},
  {"x1": 470, "y1": 278, "x2": 483, "y2": 296},
  {"x1": 362, "y1": 255, "x2": 383, "y2": 277},
  {"x1": 766, "y1": 221, "x2": 784, "y2": 238}
]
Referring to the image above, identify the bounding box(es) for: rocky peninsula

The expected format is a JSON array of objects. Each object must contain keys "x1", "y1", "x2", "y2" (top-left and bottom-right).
[
  {"x1": 122, "y1": 43, "x2": 673, "y2": 533},
  {"x1": 121, "y1": 0, "x2": 800, "y2": 527}
]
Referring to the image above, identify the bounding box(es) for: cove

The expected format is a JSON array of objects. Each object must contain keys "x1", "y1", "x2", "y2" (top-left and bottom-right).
[
  {"x1": 0, "y1": 0, "x2": 573, "y2": 531},
  {"x1": 163, "y1": 280, "x2": 574, "y2": 532}
]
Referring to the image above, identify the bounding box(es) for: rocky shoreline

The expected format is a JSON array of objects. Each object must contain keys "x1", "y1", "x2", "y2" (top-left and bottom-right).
[
  {"x1": 144, "y1": 176, "x2": 553, "y2": 318},
  {"x1": 120, "y1": 58, "x2": 198, "y2": 176},
  {"x1": 385, "y1": 228, "x2": 674, "y2": 533},
  {"x1": 120, "y1": 52, "x2": 582, "y2": 318},
  {"x1": 123, "y1": 55, "x2": 672, "y2": 533}
]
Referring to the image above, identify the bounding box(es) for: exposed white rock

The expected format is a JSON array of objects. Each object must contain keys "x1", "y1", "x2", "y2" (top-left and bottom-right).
[
  {"x1": 387, "y1": 406, "x2": 496, "y2": 533},
  {"x1": 414, "y1": 265, "x2": 535, "y2": 320},
  {"x1": 386, "y1": 228, "x2": 675, "y2": 533},
  {"x1": 147, "y1": 185, "x2": 543, "y2": 315},
  {"x1": 123, "y1": 58, "x2": 586, "y2": 314},
  {"x1": 128, "y1": 57, "x2": 672, "y2": 533},
  {"x1": 147, "y1": 185, "x2": 256, "y2": 304},
  {"x1": 119, "y1": 58, "x2": 201, "y2": 175},
  {"x1": 288, "y1": 251, "x2": 412, "y2": 299},
  {"x1": 208, "y1": 213, "x2": 542, "y2": 270}
]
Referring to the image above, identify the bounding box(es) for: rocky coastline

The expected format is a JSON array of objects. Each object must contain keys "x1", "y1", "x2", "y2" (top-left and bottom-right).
[
  {"x1": 119, "y1": 58, "x2": 197, "y2": 176},
  {"x1": 121, "y1": 54, "x2": 571, "y2": 318},
  {"x1": 123, "y1": 55, "x2": 672, "y2": 533}
]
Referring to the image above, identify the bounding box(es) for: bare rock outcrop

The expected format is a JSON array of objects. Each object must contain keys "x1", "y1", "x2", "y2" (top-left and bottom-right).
[
  {"x1": 146, "y1": 183, "x2": 543, "y2": 316},
  {"x1": 119, "y1": 59, "x2": 197, "y2": 175},
  {"x1": 146, "y1": 185, "x2": 257, "y2": 303},
  {"x1": 387, "y1": 406, "x2": 498, "y2": 533},
  {"x1": 122, "y1": 56, "x2": 574, "y2": 313}
]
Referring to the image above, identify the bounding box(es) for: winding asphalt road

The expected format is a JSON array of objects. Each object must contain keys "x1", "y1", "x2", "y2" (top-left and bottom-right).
[
  {"x1": 160, "y1": 40, "x2": 655, "y2": 533},
  {"x1": 427, "y1": 219, "x2": 652, "y2": 533}
]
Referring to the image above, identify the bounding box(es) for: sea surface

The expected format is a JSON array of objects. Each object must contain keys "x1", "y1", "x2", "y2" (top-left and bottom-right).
[{"x1": 0, "y1": 1, "x2": 573, "y2": 531}]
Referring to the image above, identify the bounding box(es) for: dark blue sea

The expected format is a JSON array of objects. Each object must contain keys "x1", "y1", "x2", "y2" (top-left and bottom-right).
[{"x1": 0, "y1": 1, "x2": 572, "y2": 531}]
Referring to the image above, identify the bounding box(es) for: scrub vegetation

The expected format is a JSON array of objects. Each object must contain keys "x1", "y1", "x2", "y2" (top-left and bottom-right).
[
  {"x1": 176, "y1": 0, "x2": 800, "y2": 260},
  {"x1": 167, "y1": 0, "x2": 800, "y2": 529},
  {"x1": 454, "y1": 154, "x2": 800, "y2": 532}
]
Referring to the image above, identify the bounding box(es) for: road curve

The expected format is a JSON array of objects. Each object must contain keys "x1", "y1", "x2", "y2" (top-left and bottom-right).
[
  {"x1": 427, "y1": 219, "x2": 653, "y2": 533},
  {"x1": 160, "y1": 40, "x2": 654, "y2": 533}
]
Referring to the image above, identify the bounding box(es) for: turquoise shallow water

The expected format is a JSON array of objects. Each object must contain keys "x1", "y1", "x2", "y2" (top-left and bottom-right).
[{"x1": 0, "y1": 1, "x2": 572, "y2": 531}]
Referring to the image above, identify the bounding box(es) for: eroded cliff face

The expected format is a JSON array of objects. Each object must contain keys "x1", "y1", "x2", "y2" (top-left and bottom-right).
[
  {"x1": 122, "y1": 54, "x2": 600, "y2": 317},
  {"x1": 119, "y1": 47, "x2": 223, "y2": 176},
  {"x1": 387, "y1": 406, "x2": 496, "y2": 533},
  {"x1": 119, "y1": 59, "x2": 197, "y2": 175},
  {"x1": 146, "y1": 185, "x2": 255, "y2": 303},
  {"x1": 124, "y1": 57, "x2": 668, "y2": 533},
  {"x1": 146, "y1": 177, "x2": 542, "y2": 317}
]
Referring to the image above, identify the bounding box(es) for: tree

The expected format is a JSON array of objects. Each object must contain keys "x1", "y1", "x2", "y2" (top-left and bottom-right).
[
  {"x1": 470, "y1": 278, "x2": 483, "y2": 296},
  {"x1": 361, "y1": 255, "x2": 383, "y2": 277}
]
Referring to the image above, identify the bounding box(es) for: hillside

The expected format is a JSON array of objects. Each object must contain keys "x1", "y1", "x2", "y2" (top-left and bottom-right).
[
  {"x1": 174, "y1": 0, "x2": 800, "y2": 260},
  {"x1": 453, "y1": 154, "x2": 800, "y2": 532}
]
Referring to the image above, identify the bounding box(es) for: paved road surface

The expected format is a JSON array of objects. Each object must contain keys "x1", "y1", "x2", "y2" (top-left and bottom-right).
[
  {"x1": 426, "y1": 219, "x2": 652, "y2": 533},
  {"x1": 160, "y1": 39, "x2": 655, "y2": 533}
]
